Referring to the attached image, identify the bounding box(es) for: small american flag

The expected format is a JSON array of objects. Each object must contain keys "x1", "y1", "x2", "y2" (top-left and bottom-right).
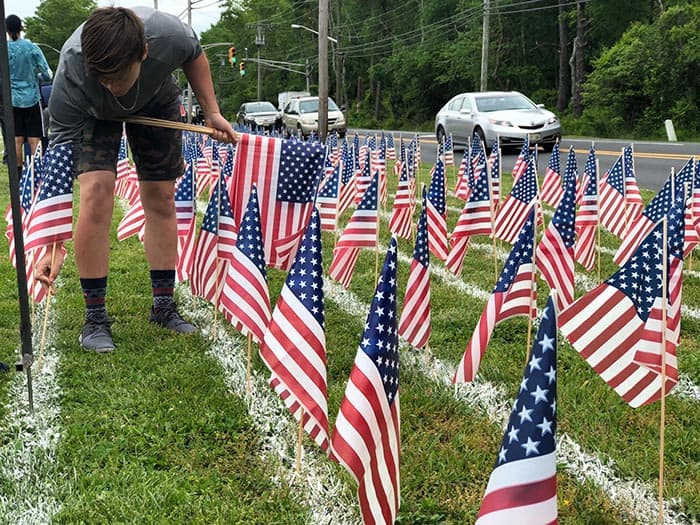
[
  {"x1": 216, "y1": 167, "x2": 237, "y2": 264},
  {"x1": 23, "y1": 143, "x2": 74, "y2": 252},
  {"x1": 454, "y1": 212, "x2": 537, "y2": 383},
  {"x1": 511, "y1": 138, "x2": 530, "y2": 184},
  {"x1": 574, "y1": 148, "x2": 599, "y2": 271},
  {"x1": 176, "y1": 216, "x2": 197, "y2": 283},
  {"x1": 454, "y1": 152, "x2": 471, "y2": 201},
  {"x1": 559, "y1": 199, "x2": 684, "y2": 408},
  {"x1": 190, "y1": 189, "x2": 224, "y2": 303},
  {"x1": 260, "y1": 209, "x2": 329, "y2": 451},
  {"x1": 446, "y1": 163, "x2": 493, "y2": 277},
  {"x1": 355, "y1": 150, "x2": 373, "y2": 206},
  {"x1": 334, "y1": 170, "x2": 378, "y2": 249},
  {"x1": 614, "y1": 159, "x2": 694, "y2": 266},
  {"x1": 116, "y1": 194, "x2": 145, "y2": 242},
  {"x1": 427, "y1": 157, "x2": 448, "y2": 261},
  {"x1": 174, "y1": 163, "x2": 195, "y2": 237},
  {"x1": 330, "y1": 238, "x2": 400, "y2": 525},
  {"x1": 386, "y1": 132, "x2": 396, "y2": 160},
  {"x1": 493, "y1": 158, "x2": 538, "y2": 245},
  {"x1": 337, "y1": 143, "x2": 357, "y2": 217},
  {"x1": 327, "y1": 245, "x2": 360, "y2": 290},
  {"x1": 398, "y1": 190, "x2": 431, "y2": 349},
  {"x1": 623, "y1": 145, "x2": 644, "y2": 221},
  {"x1": 540, "y1": 142, "x2": 562, "y2": 207},
  {"x1": 475, "y1": 295, "x2": 558, "y2": 525},
  {"x1": 443, "y1": 133, "x2": 454, "y2": 166},
  {"x1": 536, "y1": 148, "x2": 577, "y2": 311},
  {"x1": 219, "y1": 185, "x2": 271, "y2": 344},
  {"x1": 471, "y1": 135, "x2": 487, "y2": 184},
  {"x1": 317, "y1": 163, "x2": 340, "y2": 231},
  {"x1": 489, "y1": 137, "x2": 501, "y2": 209},
  {"x1": 229, "y1": 133, "x2": 325, "y2": 270},
  {"x1": 599, "y1": 154, "x2": 628, "y2": 238},
  {"x1": 388, "y1": 162, "x2": 415, "y2": 240}
]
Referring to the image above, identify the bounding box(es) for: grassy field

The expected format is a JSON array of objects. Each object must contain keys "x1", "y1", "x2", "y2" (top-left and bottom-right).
[{"x1": 1, "y1": 149, "x2": 699, "y2": 524}]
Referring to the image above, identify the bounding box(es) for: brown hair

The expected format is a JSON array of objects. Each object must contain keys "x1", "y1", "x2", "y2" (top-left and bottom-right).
[{"x1": 81, "y1": 7, "x2": 146, "y2": 78}]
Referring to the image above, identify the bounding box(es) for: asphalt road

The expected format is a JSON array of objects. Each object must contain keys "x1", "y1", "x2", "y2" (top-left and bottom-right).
[{"x1": 352, "y1": 129, "x2": 699, "y2": 192}]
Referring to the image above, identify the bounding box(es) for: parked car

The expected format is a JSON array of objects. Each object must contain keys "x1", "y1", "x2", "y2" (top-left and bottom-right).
[
  {"x1": 434, "y1": 91, "x2": 561, "y2": 151},
  {"x1": 236, "y1": 101, "x2": 282, "y2": 131},
  {"x1": 281, "y1": 96, "x2": 347, "y2": 138}
]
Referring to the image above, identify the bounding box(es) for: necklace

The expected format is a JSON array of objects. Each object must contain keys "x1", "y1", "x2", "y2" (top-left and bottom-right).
[{"x1": 112, "y1": 77, "x2": 141, "y2": 112}]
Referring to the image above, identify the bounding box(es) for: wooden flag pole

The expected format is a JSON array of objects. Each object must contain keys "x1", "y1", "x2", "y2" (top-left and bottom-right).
[
  {"x1": 658, "y1": 217, "x2": 669, "y2": 525},
  {"x1": 121, "y1": 115, "x2": 236, "y2": 142},
  {"x1": 245, "y1": 333, "x2": 253, "y2": 393},
  {"x1": 36, "y1": 242, "x2": 57, "y2": 371},
  {"x1": 296, "y1": 409, "x2": 305, "y2": 473}
]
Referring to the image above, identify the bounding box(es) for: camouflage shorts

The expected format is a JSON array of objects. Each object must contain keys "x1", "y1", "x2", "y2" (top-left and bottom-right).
[{"x1": 77, "y1": 81, "x2": 184, "y2": 181}]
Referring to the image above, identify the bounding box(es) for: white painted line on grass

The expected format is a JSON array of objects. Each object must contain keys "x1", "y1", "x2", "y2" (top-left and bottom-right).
[
  {"x1": 0, "y1": 298, "x2": 62, "y2": 524},
  {"x1": 324, "y1": 280, "x2": 693, "y2": 525}
]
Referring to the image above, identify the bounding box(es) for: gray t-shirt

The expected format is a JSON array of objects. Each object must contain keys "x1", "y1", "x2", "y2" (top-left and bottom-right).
[{"x1": 49, "y1": 6, "x2": 201, "y2": 145}]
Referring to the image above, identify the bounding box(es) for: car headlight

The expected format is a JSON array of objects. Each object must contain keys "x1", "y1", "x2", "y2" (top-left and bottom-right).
[
  {"x1": 489, "y1": 119, "x2": 514, "y2": 127},
  {"x1": 547, "y1": 116, "x2": 559, "y2": 125}
]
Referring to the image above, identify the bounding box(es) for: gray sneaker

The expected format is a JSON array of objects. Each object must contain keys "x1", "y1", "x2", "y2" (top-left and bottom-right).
[
  {"x1": 149, "y1": 303, "x2": 197, "y2": 334},
  {"x1": 79, "y1": 317, "x2": 115, "y2": 353}
]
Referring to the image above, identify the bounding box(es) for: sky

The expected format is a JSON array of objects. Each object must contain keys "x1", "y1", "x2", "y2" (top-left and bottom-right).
[{"x1": 5, "y1": 0, "x2": 224, "y2": 36}]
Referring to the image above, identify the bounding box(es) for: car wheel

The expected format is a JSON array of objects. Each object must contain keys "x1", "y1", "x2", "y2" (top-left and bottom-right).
[
  {"x1": 473, "y1": 128, "x2": 488, "y2": 152},
  {"x1": 436, "y1": 125, "x2": 446, "y2": 144}
]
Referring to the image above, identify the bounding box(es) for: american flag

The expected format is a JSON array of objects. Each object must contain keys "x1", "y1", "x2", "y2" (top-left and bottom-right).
[
  {"x1": 599, "y1": 154, "x2": 632, "y2": 239},
  {"x1": 334, "y1": 170, "x2": 379, "y2": 249},
  {"x1": 176, "y1": 215, "x2": 197, "y2": 283},
  {"x1": 398, "y1": 190, "x2": 431, "y2": 349},
  {"x1": 115, "y1": 132, "x2": 132, "y2": 200},
  {"x1": 229, "y1": 133, "x2": 325, "y2": 270},
  {"x1": 116, "y1": 193, "x2": 145, "y2": 241},
  {"x1": 488, "y1": 137, "x2": 501, "y2": 209},
  {"x1": 317, "y1": 163, "x2": 340, "y2": 231},
  {"x1": 216, "y1": 164, "x2": 237, "y2": 263},
  {"x1": 683, "y1": 195, "x2": 698, "y2": 257},
  {"x1": 355, "y1": 150, "x2": 373, "y2": 206},
  {"x1": 174, "y1": 163, "x2": 195, "y2": 237},
  {"x1": 454, "y1": 151, "x2": 471, "y2": 201},
  {"x1": 446, "y1": 162, "x2": 493, "y2": 277},
  {"x1": 471, "y1": 135, "x2": 487, "y2": 184},
  {"x1": 634, "y1": 198, "x2": 684, "y2": 384},
  {"x1": 536, "y1": 148, "x2": 577, "y2": 311},
  {"x1": 427, "y1": 157, "x2": 448, "y2": 261},
  {"x1": 338, "y1": 142, "x2": 357, "y2": 216},
  {"x1": 540, "y1": 142, "x2": 562, "y2": 207},
  {"x1": 475, "y1": 295, "x2": 558, "y2": 525},
  {"x1": 330, "y1": 238, "x2": 400, "y2": 525},
  {"x1": 623, "y1": 145, "x2": 644, "y2": 221},
  {"x1": 493, "y1": 158, "x2": 538, "y2": 245},
  {"x1": 260, "y1": 209, "x2": 329, "y2": 451},
  {"x1": 327, "y1": 245, "x2": 360, "y2": 290},
  {"x1": 23, "y1": 143, "x2": 74, "y2": 252},
  {"x1": 574, "y1": 148, "x2": 599, "y2": 271},
  {"x1": 219, "y1": 186, "x2": 271, "y2": 344},
  {"x1": 386, "y1": 132, "x2": 396, "y2": 160},
  {"x1": 614, "y1": 159, "x2": 694, "y2": 266},
  {"x1": 511, "y1": 138, "x2": 530, "y2": 184},
  {"x1": 195, "y1": 141, "x2": 212, "y2": 198},
  {"x1": 190, "y1": 187, "x2": 226, "y2": 303},
  {"x1": 443, "y1": 133, "x2": 454, "y2": 166},
  {"x1": 454, "y1": 212, "x2": 537, "y2": 383},
  {"x1": 388, "y1": 162, "x2": 415, "y2": 240},
  {"x1": 559, "y1": 200, "x2": 684, "y2": 408}
]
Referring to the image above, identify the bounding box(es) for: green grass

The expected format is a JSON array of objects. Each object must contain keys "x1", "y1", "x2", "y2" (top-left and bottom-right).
[{"x1": 1, "y1": 156, "x2": 699, "y2": 524}]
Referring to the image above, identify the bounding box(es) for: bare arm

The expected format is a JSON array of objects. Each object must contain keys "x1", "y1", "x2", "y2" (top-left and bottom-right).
[{"x1": 182, "y1": 53, "x2": 238, "y2": 143}]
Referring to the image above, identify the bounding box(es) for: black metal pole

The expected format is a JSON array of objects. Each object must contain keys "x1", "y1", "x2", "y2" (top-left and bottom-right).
[{"x1": 1, "y1": 0, "x2": 35, "y2": 411}]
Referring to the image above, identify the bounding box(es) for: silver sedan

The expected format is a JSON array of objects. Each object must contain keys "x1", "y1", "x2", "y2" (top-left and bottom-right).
[{"x1": 434, "y1": 91, "x2": 561, "y2": 152}]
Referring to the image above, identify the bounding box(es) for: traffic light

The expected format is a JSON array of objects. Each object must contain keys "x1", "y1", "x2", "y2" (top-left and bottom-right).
[
  {"x1": 239, "y1": 61, "x2": 246, "y2": 77},
  {"x1": 228, "y1": 46, "x2": 236, "y2": 66}
]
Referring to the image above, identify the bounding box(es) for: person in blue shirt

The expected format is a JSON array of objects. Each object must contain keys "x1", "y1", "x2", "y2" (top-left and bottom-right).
[{"x1": 5, "y1": 14, "x2": 52, "y2": 173}]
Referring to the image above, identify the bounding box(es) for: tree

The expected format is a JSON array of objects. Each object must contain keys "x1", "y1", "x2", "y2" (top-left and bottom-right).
[{"x1": 23, "y1": 0, "x2": 97, "y2": 71}]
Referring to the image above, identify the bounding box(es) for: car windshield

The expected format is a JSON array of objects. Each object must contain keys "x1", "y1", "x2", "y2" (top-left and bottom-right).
[
  {"x1": 299, "y1": 98, "x2": 340, "y2": 114},
  {"x1": 475, "y1": 94, "x2": 535, "y2": 112},
  {"x1": 246, "y1": 102, "x2": 276, "y2": 113}
]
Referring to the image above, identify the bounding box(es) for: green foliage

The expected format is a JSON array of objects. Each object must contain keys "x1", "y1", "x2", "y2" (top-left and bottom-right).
[
  {"x1": 580, "y1": 4, "x2": 700, "y2": 139},
  {"x1": 23, "y1": 0, "x2": 97, "y2": 71}
]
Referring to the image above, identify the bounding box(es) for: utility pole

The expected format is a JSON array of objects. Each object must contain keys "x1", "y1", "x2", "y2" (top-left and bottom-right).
[
  {"x1": 319, "y1": 0, "x2": 329, "y2": 143},
  {"x1": 186, "y1": 0, "x2": 193, "y2": 122},
  {"x1": 480, "y1": 0, "x2": 490, "y2": 91},
  {"x1": 255, "y1": 25, "x2": 265, "y2": 101}
]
